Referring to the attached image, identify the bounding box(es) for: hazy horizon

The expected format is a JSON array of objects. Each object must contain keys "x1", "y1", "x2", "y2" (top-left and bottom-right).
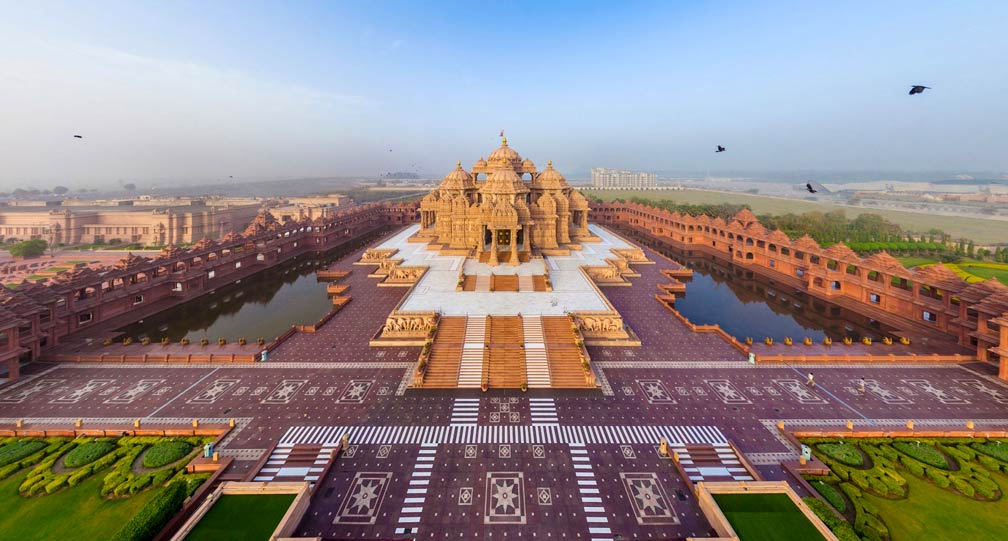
[{"x1": 2, "y1": 1, "x2": 1006, "y2": 189}]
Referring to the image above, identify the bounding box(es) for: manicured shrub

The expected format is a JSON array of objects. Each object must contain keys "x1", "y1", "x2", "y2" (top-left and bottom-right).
[
  {"x1": 952, "y1": 477, "x2": 975, "y2": 497},
  {"x1": 810, "y1": 481, "x2": 846, "y2": 512},
  {"x1": 0, "y1": 463, "x2": 21, "y2": 479},
  {"x1": 67, "y1": 466, "x2": 92, "y2": 487},
  {"x1": 893, "y1": 441, "x2": 950, "y2": 469},
  {"x1": 803, "y1": 497, "x2": 860, "y2": 541},
  {"x1": 0, "y1": 440, "x2": 46, "y2": 466},
  {"x1": 817, "y1": 442, "x2": 864, "y2": 467},
  {"x1": 142, "y1": 441, "x2": 193, "y2": 469},
  {"x1": 972, "y1": 441, "x2": 1008, "y2": 463},
  {"x1": 926, "y1": 467, "x2": 951, "y2": 488},
  {"x1": 44, "y1": 476, "x2": 67, "y2": 494},
  {"x1": 110, "y1": 480, "x2": 188, "y2": 541},
  {"x1": 971, "y1": 451, "x2": 1003, "y2": 471},
  {"x1": 64, "y1": 440, "x2": 116, "y2": 468}
]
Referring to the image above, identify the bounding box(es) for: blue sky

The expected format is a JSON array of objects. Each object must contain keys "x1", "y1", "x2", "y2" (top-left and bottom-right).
[{"x1": 1, "y1": 1, "x2": 1006, "y2": 186}]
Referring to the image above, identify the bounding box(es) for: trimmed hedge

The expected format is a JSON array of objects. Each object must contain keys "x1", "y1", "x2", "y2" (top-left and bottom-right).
[
  {"x1": 810, "y1": 480, "x2": 846, "y2": 512},
  {"x1": 143, "y1": 441, "x2": 193, "y2": 469},
  {"x1": 0, "y1": 441, "x2": 46, "y2": 467},
  {"x1": 803, "y1": 497, "x2": 860, "y2": 541},
  {"x1": 64, "y1": 441, "x2": 117, "y2": 468},
  {"x1": 817, "y1": 442, "x2": 864, "y2": 467},
  {"x1": 110, "y1": 479, "x2": 187, "y2": 541},
  {"x1": 892, "y1": 441, "x2": 951, "y2": 470},
  {"x1": 972, "y1": 441, "x2": 1008, "y2": 463}
]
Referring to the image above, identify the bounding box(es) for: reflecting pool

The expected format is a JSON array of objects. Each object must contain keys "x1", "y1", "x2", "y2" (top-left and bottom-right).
[
  {"x1": 117, "y1": 227, "x2": 394, "y2": 342},
  {"x1": 627, "y1": 230, "x2": 890, "y2": 342}
]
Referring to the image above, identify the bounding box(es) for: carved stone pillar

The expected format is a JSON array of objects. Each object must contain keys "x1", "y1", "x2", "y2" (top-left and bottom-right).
[
  {"x1": 489, "y1": 227, "x2": 499, "y2": 266},
  {"x1": 509, "y1": 227, "x2": 519, "y2": 266}
]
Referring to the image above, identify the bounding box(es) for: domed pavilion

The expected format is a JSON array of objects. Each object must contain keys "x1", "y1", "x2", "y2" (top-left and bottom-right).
[{"x1": 417, "y1": 138, "x2": 591, "y2": 265}]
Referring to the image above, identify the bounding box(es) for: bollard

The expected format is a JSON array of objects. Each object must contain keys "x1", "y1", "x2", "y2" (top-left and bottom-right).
[
  {"x1": 212, "y1": 451, "x2": 219, "y2": 462},
  {"x1": 15, "y1": 419, "x2": 23, "y2": 429},
  {"x1": 134, "y1": 419, "x2": 141, "y2": 428},
  {"x1": 799, "y1": 454, "x2": 807, "y2": 465},
  {"x1": 229, "y1": 418, "x2": 236, "y2": 428},
  {"x1": 967, "y1": 421, "x2": 975, "y2": 430},
  {"x1": 846, "y1": 420, "x2": 854, "y2": 430},
  {"x1": 659, "y1": 438, "x2": 668, "y2": 457},
  {"x1": 777, "y1": 421, "x2": 785, "y2": 430},
  {"x1": 192, "y1": 418, "x2": 199, "y2": 428},
  {"x1": 342, "y1": 433, "x2": 350, "y2": 448},
  {"x1": 75, "y1": 419, "x2": 82, "y2": 428},
  {"x1": 906, "y1": 420, "x2": 914, "y2": 430}
]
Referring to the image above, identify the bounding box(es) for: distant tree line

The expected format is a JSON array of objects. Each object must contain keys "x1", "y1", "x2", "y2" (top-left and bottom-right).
[{"x1": 592, "y1": 195, "x2": 1004, "y2": 262}]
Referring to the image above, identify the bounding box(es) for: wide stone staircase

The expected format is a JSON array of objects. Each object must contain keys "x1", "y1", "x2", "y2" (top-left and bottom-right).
[
  {"x1": 474, "y1": 274, "x2": 491, "y2": 292},
  {"x1": 517, "y1": 274, "x2": 534, "y2": 292},
  {"x1": 522, "y1": 315, "x2": 551, "y2": 388},
  {"x1": 542, "y1": 316, "x2": 589, "y2": 388},
  {"x1": 491, "y1": 274, "x2": 519, "y2": 292},
  {"x1": 458, "y1": 316, "x2": 487, "y2": 388},
  {"x1": 417, "y1": 315, "x2": 592, "y2": 389},
  {"x1": 423, "y1": 317, "x2": 466, "y2": 387},
  {"x1": 487, "y1": 316, "x2": 526, "y2": 388}
]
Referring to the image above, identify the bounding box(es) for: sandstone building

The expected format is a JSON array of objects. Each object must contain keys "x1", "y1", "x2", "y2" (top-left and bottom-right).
[{"x1": 416, "y1": 138, "x2": 591, "y2": 265}]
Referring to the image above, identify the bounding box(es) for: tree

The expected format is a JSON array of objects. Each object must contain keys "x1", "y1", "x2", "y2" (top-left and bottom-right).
[
  {"x1": 967, "y1": 241, "x2": 975, "y2": 259},
  {"x1": 53, "y1": 186, "x2": 69, "y2": 195},
  {"x1": 123, "y1": 183, "x2": 137, "y2": 191},
  {"x1": 8, "y1": 239, "x2": 48, "y2": 258}
]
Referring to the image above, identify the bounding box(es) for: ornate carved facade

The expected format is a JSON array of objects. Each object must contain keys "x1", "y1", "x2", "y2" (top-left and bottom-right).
[{"x1": 416, "y1": 138, "x2": 591, "y2": 265}]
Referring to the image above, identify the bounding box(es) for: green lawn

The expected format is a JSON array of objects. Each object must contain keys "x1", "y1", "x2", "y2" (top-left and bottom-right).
[
  {"x1": 957, "y1": 265, "x2": 1008, "y2": 285},
  {"x1": 0, "y1": 469, "x2": 160, "y2": 541},
  {"x1": 896, "y1": 256, "x2": 939, "y2": 268},
  {"x1": 586, "y1": 189, "x2": 1008, "y2": 244},
  {"x1": 712, "y1": 493, "x2": 826, "y2": 541},
  {"x1": 862, "y1": 470, "x2": 1008, "y2": 541},
  {"x1": 183, "y1": 493, "x2": 295, "y2": 541}
]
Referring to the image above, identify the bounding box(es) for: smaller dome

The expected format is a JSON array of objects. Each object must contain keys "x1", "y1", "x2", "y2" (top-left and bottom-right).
[
  {"x1": 439, "y1": 161, "x2": 475, "y2": 191},
  {"x1": 474, "y1": 157, "x2": 487, "y2": 167},
  {"x1": 534, "y1": 160, "x2": 568, "y2": 189}
]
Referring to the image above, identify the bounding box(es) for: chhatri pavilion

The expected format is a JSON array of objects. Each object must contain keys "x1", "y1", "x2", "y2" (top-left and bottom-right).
[{"x1": 416, "y1": 137, "x2": 591, "y2": 265}]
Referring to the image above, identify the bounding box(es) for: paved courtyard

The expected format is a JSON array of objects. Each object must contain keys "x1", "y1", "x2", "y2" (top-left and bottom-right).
[{"x1": 2, "y1": 225, "x2": 1007, "y2": 540}]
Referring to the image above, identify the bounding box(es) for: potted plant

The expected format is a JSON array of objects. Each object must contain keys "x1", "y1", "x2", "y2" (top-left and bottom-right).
[
  {"x1": 764, "y1": 337, "x2": 773, "y2": 346},
  {"x1": 899, "y1": 336, "x2": 911, "y2": 345},
  {"x1": 103, "y1": 338, "x2": 113, "y2": 346},
  {"x1": 218, "y1": 337, "x2": 227, "y2": 346},
  {"x1": 123, "y1": 337, "x2": 133, "y2": 346},
  {"x1": 180, "y1": 337, "x2": 190, "y2": 346},
  {"x1": 783, "y1": 337, "x2": 793, "y2": 346},
  {"x1": 257, "y1": 337, "x2": 266, "y2": 346},
  {"x1": 520, "y1": 381, "x2": 528, "y2": 393},
  {"x1": 238, "y1": 337, "x2": 247, "y2": 346},
  {"x1": 861, "y1": 337, "x2": 872, "y2": 346},
  {"x1": 200, "y1": 337, "x2": 209, "y2": 346},
  {"x1": 843, "y1": 337, "x2": 853, "y2": 346},
  {"x1": 161, "y1": 337, "x2": 170, "y2": 346},
  {"x1": 803, "y1": 337, "x2": 813, "y2": 346},
  {"x1": 744, "y1": 337, "x2": 753, "y2": 345},
  {"x1": 823, "y1": 337, "x2": 832, "y2": 346}
]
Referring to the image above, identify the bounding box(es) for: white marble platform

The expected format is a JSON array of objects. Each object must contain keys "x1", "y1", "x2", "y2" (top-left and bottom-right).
[{"x1": 370, "y1": 224, "x2": 635, "y2": 316}]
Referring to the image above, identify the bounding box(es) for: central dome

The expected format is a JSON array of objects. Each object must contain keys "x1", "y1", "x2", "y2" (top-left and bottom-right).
[{"x1": 487, "y1": 137, "x2": 522, "y2": 166}]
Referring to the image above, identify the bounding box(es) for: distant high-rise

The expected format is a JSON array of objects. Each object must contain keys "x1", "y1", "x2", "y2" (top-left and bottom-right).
[{"x1": 591, "y1": 168, "x2": 657, "y2": 189}]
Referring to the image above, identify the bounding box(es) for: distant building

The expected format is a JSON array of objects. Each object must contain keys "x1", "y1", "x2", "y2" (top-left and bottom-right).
[{"x1": 591, "y1": 168, "x2": 657, "y2": 189}]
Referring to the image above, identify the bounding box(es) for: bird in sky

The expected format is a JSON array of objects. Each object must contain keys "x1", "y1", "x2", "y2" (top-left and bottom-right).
[
  {"x1": 73, "y1": 135, "x2": 83, "y2": 139},
  {"x1": 909, "y1": 85, "x2": 930, "y2": 95},
  {"x1": 806, "y1": 183, "x2": 818, "y2": 194},
  {"x1": 716, "y1": 145, "x2": 725, "y2": 153}
]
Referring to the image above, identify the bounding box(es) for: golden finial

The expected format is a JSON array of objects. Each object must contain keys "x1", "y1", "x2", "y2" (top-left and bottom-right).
[
  {"x1": 502, "y1": 136, "x2": 508, "y2": 145},
  {"x1": 457, "y1": 160, "x2": 462, "y2": 167},
  {"x1": 547, "y1": 160, "x2": 552, "y2": 167}
]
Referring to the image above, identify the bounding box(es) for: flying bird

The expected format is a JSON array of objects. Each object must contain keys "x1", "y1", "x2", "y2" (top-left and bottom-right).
[
  {"x1": 909, "y1": 85, "x2": 930, "y2": 95},
  {"x1": 805, "y1": 183, "x2": 818, "y2": 194},
  {"x1": 716, "y1": 145, "x2": 725, "y2": 153},
  {"x1": 73, "y1": 135, "x2": 83, "y2": 139}
]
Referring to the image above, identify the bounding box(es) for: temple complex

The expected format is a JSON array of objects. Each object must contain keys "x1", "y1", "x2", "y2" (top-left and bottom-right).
[{"x1": 416, "y1": 138, "x2": 591, "y2": 264}]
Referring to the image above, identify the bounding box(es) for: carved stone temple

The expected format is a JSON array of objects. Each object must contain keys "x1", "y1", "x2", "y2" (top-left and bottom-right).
[{"x1": 415, "y1": 138, "x2": 591, "y2": 265}]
